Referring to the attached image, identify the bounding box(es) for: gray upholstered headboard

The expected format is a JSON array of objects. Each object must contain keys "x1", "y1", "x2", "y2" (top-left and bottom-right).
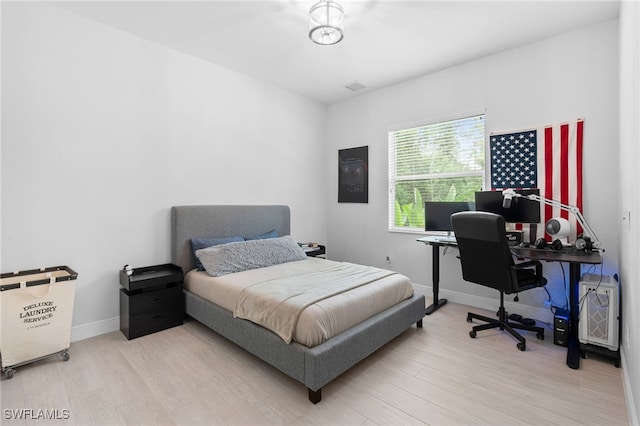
[{"x1": 171, "y1": 205, "x2": 291, "y2": 274}]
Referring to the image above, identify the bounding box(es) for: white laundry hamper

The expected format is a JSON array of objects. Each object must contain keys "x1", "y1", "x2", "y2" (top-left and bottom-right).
[{"x1": 0, "y1": 266, "x2": 77, "y2": 379}]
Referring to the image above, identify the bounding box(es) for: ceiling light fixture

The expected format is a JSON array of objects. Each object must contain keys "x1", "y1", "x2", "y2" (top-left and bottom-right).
[{"x1": 309, "y1": 1, "x2": 344, "y2": 45}]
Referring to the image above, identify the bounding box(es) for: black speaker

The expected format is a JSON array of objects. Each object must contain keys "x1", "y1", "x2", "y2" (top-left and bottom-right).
[
  {"x1": 554, "y1": 308, "x2": 569, "y2": 347},
  {"x1": 551, "y1": 239, "x2": 563, "y2": 251},
  {"x1": 534, "y1": 238, "x2": 547, "y2": 249}
]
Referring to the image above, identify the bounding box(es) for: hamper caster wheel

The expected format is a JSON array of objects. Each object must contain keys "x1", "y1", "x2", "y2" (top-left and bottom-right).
[
  {"x1": 3, "y1": 368, "x2": 15, "y2": 380},
  {"x1": 517, "y1": 342, "x2": 526, "y2": 351},
  {"x1": 61, "y1": 351, "x2": 70, "y2": 362},
  {"x1": 469, "y1": 331, "x2": 476, "y2": 338}
]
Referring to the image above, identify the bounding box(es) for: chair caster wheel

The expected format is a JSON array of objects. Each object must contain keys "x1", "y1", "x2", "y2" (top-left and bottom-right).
[
  {"x1": 466, "y1": 316, "x2": 472, "y2": 323},
  {"x1": 469, "y1": 331, "x2": 476, "y2": 338},
  {"x1": 517, "y1": 342, "x2": 526, "y2": 351},
  {"x1": 536, "y1": 332, "x2": 544, "y2": 340}
]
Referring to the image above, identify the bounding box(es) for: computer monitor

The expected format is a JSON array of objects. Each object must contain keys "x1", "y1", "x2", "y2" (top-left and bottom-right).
[
  {"x1": 424, "y1": 201, "x2": 475, "y2": 234},
  {"x1": 474, "y1": 189, "x2": 541, "y2": 223}
]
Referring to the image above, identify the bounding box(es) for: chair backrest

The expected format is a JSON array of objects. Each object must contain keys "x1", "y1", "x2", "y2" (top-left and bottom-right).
[{"x1": 451, "y1": 211, "x2": 517, "y2": 293}]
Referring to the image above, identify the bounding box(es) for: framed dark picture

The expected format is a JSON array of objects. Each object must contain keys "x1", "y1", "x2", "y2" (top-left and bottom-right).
[{"x1": 338, "y1": 146, "x2": 368, "y2": 203}]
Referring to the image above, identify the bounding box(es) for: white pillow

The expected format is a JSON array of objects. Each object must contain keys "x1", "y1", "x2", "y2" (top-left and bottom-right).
[{"x1": 196, "y1": 235, "x2": 308, "y2": 277}]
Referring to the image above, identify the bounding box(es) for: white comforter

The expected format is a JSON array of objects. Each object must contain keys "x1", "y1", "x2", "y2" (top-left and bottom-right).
[{"x1": 184, "y1": 258, "x2": 414, "y2": 347}]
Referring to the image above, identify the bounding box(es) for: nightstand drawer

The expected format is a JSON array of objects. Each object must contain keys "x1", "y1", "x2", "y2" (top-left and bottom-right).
[
  {"x1": 124, "y1": 285, "x2": 183, "y2": 315},
  {"x1": 125, "y1": 310, "x2": 183, "y2": 340}
]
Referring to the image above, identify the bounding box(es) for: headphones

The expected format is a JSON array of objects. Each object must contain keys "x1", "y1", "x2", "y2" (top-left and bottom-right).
[
  {"x1": 534, "y1": 235, "x2": 593, "y2": 251},
  {"x1": 574, "y1": 234, "x2": 594, "y2": 251},
  {"x1": 534, "y1": 238, "x2": 563, "y2": 251}
]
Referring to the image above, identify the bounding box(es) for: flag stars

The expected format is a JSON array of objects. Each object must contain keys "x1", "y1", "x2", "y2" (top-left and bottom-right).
[{"x1": 490, "y1": 129, "x2": 538, "y2": 191}]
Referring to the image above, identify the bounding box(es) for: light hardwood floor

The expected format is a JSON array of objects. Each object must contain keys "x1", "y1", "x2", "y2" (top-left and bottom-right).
[{"x1": 1, "y1": 301, "x2": 629, "y2": 426}]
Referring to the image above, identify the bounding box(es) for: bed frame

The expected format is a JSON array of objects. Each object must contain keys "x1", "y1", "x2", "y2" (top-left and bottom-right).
[{"x1": 171, "y1": 205, "x2": 425, "y2": 403}]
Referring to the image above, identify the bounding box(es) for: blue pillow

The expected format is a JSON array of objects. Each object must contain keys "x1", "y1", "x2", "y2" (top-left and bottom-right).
[
  {"x1": 244, "y1": 229, "x2": 279, "y2": 241},
  {"x1": 191, "y1": 236, "x2": 244, "y2": 270}
]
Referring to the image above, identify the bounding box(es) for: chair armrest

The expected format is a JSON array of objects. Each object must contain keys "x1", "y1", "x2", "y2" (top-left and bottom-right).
[
  {"x1": 512, "y1": 260, "x2": 541, "y2": 269},
  {"x1": 509, "y1": 260, "x2": 545, "y2": 290}
]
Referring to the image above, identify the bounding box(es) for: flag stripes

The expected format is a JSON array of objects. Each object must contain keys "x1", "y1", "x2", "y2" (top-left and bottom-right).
[{"x1": 491, "y1": 119, "x2": 584, "y2": 242}]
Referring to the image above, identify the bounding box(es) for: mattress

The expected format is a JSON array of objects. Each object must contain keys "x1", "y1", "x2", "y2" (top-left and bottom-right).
[{"x1": 184, "y1": 257, "x2": 414, "y2": 347}]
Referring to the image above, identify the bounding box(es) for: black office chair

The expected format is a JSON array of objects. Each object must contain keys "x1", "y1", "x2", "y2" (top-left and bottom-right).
[{"x1": 451, "y1": 211, "x2": 546, "y2": 351}]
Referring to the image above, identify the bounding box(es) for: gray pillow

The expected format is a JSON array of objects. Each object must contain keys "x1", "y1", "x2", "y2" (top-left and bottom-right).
[
  {"x1": 196, "y1": 235, "x2": 308, "y2": 277},
  {"x1": 191, "y1": 236, "x2": 244, "y2": 270}
]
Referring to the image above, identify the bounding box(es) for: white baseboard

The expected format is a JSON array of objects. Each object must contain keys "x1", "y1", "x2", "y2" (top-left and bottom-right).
[
  {"x1": 75, "y1": 286, "x2": 551, "y2": 342},
  {"x1": 412, "y1": 282, "x2": 554, "y2": 324},
  {"x1": 70, "y1": 316, "x2": 120, "y2": 342},
  {"x1": 621, "y1": 351, "x2": 639, "y2": 426}
]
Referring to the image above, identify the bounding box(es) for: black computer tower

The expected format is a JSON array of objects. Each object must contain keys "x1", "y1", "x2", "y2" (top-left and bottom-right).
[{"x1": 554, "y1": 308, "x2": 569, "y2": 347}]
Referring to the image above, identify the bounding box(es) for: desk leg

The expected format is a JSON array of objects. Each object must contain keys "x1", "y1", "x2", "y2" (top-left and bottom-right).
[
  {"x1": 425, "y1": 244, "x2": 447, "y2": 315},
  {"x1": 567, "y1": 262, "x2": 582, "y2": 369}
]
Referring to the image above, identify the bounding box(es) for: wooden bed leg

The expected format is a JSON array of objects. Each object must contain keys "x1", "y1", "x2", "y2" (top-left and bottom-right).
[
  {"x1": 308, "y1": 388, "x2": 321, "y2": 404},
  {"x1": 417, "y1": 319, "x2": 423, "y2": 328}
]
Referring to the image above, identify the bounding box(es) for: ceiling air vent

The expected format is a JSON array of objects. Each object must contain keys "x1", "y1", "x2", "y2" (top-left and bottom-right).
[{"x1": 344, "y1": 81, "x2": 366, "y2": 92}]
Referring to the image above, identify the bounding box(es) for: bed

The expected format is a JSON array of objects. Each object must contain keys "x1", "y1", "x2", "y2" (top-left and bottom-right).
[{"x1": 171, "y1": 205, "x2": 425, "y2": 403}]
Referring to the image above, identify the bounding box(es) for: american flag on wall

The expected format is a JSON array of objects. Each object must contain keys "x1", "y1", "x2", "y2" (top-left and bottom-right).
[{"x1": 490, "y1": 119, "x2": 584, "y2": 241}]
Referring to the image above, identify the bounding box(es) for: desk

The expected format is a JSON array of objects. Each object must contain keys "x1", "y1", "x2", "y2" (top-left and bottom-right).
[
  {"x1": 417, "y1": 236, "x2": 602, "y2": 369},
  {"x1": 416, "y1": 236, "x2": 458, "y2": 315},
  {"x1": 510, "y1": 246, "x2": 602, "y2": 369}
]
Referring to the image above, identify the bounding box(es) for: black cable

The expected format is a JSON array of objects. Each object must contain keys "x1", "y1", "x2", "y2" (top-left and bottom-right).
[
  {"x1": 578, "y1": 259, "x2": 608, "y2": 319},
  {"x1": 542, "y1": 286, "x2": 555, "y2": 314},
  {"x1": 559, "y1": 262, "x2": 569, "y2": 310}
]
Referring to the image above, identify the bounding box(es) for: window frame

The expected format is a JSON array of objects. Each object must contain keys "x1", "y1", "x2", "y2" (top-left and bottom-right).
[{"x1": 388, "y1": 112, "x2": 486, "y2": 234}]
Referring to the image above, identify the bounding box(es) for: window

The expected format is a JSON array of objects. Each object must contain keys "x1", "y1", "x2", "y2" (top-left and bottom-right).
[{"x1": 388, "y1": 114, "x2": 485, "y2": 232}]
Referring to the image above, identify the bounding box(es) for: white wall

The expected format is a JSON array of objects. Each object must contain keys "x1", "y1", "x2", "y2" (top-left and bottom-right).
[
  {"x1": 326, "y1": 20, "x2": 620, "y2": 321},
  {"x1": 3, "y1": 6, "x2": 636, "y2": 421},
  {"x1": 619, "y1": 2, "x2": 640, "y2": 424},
  {"x1": 1, "y1": 3, "x2": 328, "y2": 337},
  {"x1": 1, "y1": 3, "x2": 636, "y2": 423}
]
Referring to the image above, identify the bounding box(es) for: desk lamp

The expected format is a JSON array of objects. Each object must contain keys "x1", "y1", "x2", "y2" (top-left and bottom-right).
[{"x1": 501, "y1": 188, "x2": 602, "y2": 250}]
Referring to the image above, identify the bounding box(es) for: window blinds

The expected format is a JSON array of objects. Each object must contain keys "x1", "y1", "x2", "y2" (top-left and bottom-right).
[{"x1": 388, "y1": 114, "x2": 485, "y2": 231}]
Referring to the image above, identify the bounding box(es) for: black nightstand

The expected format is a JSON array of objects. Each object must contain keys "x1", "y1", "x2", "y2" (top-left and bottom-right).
[
  {"x1": 119, "y1": 263, "x2": 184, "y2": 340},
  {"x1": 302, "y1": 244, "x2": 326, "y2": 258}
]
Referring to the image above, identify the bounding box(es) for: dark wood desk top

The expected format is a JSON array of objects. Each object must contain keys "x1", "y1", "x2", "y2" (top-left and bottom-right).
[
  {"x1": 510, "y1": 246, "x2": 602, "y2": 265},
  {"x1": 417, "y1": 236, "x2": 603, "y2": 265}
]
